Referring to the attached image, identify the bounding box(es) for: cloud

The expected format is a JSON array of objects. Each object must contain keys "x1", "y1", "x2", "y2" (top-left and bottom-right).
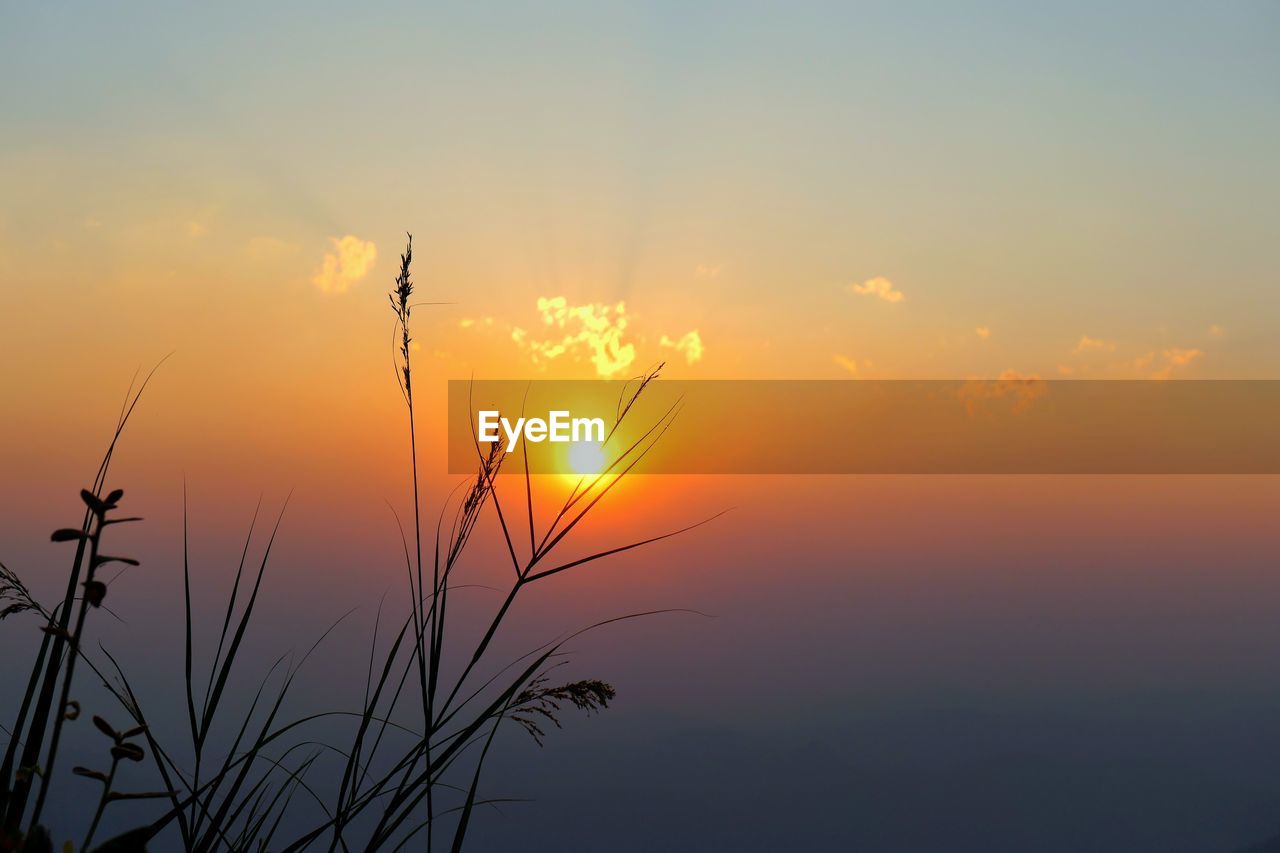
[
  {"x1": 1073, "y1": 335, "x2": 1116, "y2": 355},
  {"x1": 1140, "y1": 347, "x2": 1204, "y2": 379},
  {"x1": 186, "y1": 221, "x2": 207, "y2": 238},
  {"x1": 1152, "y1": 347, "x2": 1203, "y2": 379},
  {"x1": 975, "y1": 326, "x2": 991, "y2": 340},
  {"x1": 511, "y1": 296, "x2": 636, "y2": 377},
  {"x1": 1208, "y1": 324, "x2": 1225, "y2": 337},
  {"x1": 312, "y1": 235, "x2": 377, "y2": 293},
  {"x1": 660, "y1": 330, "x2": 704, "y2": 365},
  {"x1": 957, "y1": 370, "x2": 1046, "y2": 416},
  {"x1": 849, "y1": 276, "x2": 904, "y2": 303},
  {"x1": 471, "y1": 298, "x2": 703, "y2": 377},
  {"x1": 695, "y1": 264, "x2": 722, "y2": 279},
  {"x1": 1164, "y1": 347, "x2": 1203, "y2": 367},
  {"x1": 1056, "y1": 365, "x2": 1074, "y2": 376},
  {"x1": 832, "y1": 354, "x2": 859, "y2": 375}
]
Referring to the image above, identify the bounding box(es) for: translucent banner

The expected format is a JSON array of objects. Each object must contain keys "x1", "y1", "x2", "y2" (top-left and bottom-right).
[{"x1": 446, "y1": 380, "x2": 1280, "y2": 475}]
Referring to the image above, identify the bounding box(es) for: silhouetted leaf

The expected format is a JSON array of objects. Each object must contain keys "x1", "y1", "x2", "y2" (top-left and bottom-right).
[
  {"x1": 89, "y1": 824, "x2": 154, "y2": 852},
  {"x1": 83, "y1": 580, "x2": 107, "y2": 607},
  {"x1": 110, "y1": 743, "x2": 145, "y2": 762},
  {"x1": 72, "y1": 766, "x2": 109, "y2": 783},
  {"x1": 81, "y1": 489, "x2": 107, "y2": 513},
  {"x1": 51, "y1": 528, "x2": 89, "y2": 542},
  {"x1": 92, "y1": 555, "x2": 138, "y2": 569},
  {"x1": 119, "y1": 724, "x2": 148, "y2": 739},
  {"x1": 105, "y1": 488, "x2": 124, "y2": 506},
  {"x1": 92, "y1": 715, "x2": 120, "y2": 741},
  {"x1": 104, "y1": 790, "x2": 172, "y2": 802},
  {"x1": 40, "y1": 625, "x2": 71, "y2": 639}
]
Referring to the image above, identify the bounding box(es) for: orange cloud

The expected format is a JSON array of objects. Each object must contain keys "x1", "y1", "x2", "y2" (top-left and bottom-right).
[
  {"x1": 957, "y1": 370, "x2": 1046, "y2": 416},
  {"x1": 660, "y1": 330, "x2": 704, "y2": 365},
  {"x1": 312, "y1": 235, "x2": 377, "y2": 293},
  {"x1": 1134, "y1": 347, "x2": 1204, "y2": 379},
  {"x1": 1164, "y1": 347, "x2": 1203, "y2": 367},
  {"x1": 1073, "y1": 335, "x2": 1115, "y2": 355},
  {"x1": 832, "y1": 354, "x2": 859, "y2": 375},
  {"x1": 511, "y1": 297, "x2": 636, "y2": 377},
  {"x1": 1151, "y1": 347, "x2": 1203, "y2": 379},
  {"x1": 849, "y1": 276, "x2": 904, "y2": 303},
  {"x1": 975, "y1": 326, "x2": 991, "y2": 340}
]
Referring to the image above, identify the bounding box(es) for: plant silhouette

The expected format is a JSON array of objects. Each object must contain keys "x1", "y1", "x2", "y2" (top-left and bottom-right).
[{"x1": 0, "y1": 234, "x2": 719, "y2": 851}]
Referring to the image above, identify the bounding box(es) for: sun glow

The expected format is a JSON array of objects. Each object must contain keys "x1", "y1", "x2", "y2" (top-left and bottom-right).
[{"x1": 566, "y1": 440, "x2": 607, "y2": 477}]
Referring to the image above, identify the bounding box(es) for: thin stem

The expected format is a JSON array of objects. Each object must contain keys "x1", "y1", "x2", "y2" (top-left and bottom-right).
[
  {"x1": 389, "y1": 234, "x2": 435, "y2": 850},
  {"x1": 29, "y1": 512, "x2": 103, "y2": 830},
  {"x1": 82, "y1": 756, "x2": 120, "y2": 851},
  {"x1": 4, "y1": 513, "x2": 93, "y2": 830}
]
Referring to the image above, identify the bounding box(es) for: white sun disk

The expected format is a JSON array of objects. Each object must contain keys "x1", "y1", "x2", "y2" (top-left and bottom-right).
[{"x1": 567, "y1": 441, "x2": 607, "y2": 476}]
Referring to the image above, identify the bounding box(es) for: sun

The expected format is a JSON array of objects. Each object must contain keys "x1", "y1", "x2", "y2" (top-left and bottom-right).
[{"x1": 566, "y1": 440, "x2": 607, "y2": 477}]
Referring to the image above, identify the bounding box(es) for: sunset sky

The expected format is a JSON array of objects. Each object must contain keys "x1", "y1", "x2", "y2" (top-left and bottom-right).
[{"x1": 3, "y1": 3, "x2": 1280, "y2": 851}]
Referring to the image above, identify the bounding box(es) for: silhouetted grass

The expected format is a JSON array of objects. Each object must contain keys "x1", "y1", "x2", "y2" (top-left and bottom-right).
[{"x1": 0, "y1": 234, "x2": 717, "y2": 851}]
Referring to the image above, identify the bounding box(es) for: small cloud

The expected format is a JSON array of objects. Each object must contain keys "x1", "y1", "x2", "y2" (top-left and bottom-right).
[
  {"x1": 312, "y1": 235, "x2": 377, "y2": 294},
  {"x1": 1134, "y1": 352, "x2": 1156, "y2": 370},
  {"x1": 1057, "y1": 365, "x2": 1074, "y2": 376},
  {"x1": 832, "y1": 354, "x2": 859, "y2": 375},
  {"x1": 975, "y1": 326, "x2": 991, "y2": 340},
  {"x1": 957, "y1": 370, "x2": 1046, "y2": 416},
  {"x1": 84, "y1": 217, "x2": 102, "y2": 230},
  {"x1": 1208, "y1": 324, "x2": 1224, "y2": 337},
  {"x1": 186, "y1": 221, "x2": 207, "y2": 239},
  {"x1": 660, "y1": 330, "x2": 704, "y2": 365},
  {"x1": 1164, "y1": 347, "x2": 1203, "y2": 367},
  {"x1": 510, "y1": 296, "x2": 636, "y2": 377},
  {"x1": 695, "y1": 264, "x2": 722, "y2": 279},
  {"x1": 1148, "y1": 347, "x2": 1204, "y2": 380},
  {"x1": 1073, "y1": 335, "x2": 1116, "y2": 355},
  {"x1": 849, "y1": 276, "x2": 904, "y2": 303}
]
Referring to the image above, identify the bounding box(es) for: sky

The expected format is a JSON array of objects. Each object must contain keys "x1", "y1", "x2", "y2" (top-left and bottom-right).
[{"x1": 2, "y1": 2, "x2": 1280, "y2": 850}]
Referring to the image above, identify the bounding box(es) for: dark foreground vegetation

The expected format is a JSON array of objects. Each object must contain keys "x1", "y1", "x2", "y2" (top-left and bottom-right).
[{"x1": 0, "y1": 236, "x2": 715, "y2": 851}]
